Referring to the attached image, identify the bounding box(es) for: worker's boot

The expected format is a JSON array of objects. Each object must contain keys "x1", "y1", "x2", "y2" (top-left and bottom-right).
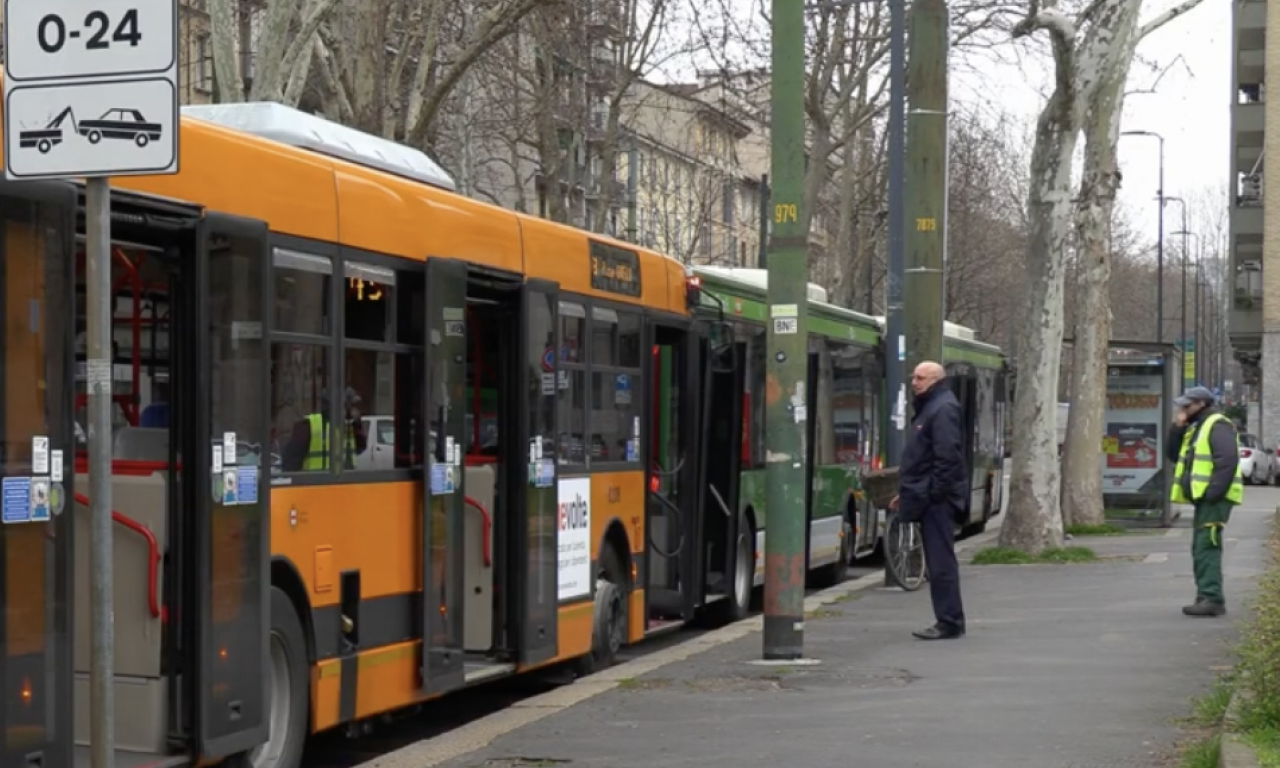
[{"x1": 1183, "y1": 599, "x2": 1226, "y2": 617}]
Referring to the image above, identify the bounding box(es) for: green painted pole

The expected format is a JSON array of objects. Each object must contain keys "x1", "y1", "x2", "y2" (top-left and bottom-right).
[
  {"x1": 903, "y1": 0, "x2": 949, "y2": 376},
  {"x1": 762, "y1": 0, "x2": 807, "y2": 660}
]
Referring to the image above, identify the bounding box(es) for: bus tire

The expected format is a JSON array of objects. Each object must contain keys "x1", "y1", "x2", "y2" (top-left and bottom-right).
[
  {"x1": 727, "y1": 510, "x2": 754, "y2": 622},
  {"x1": 574, "y1": 546, "x2": 627, "y2": 677},
  {"x1": 231, "y1": 587, "x2": 308, "y2": 768}
]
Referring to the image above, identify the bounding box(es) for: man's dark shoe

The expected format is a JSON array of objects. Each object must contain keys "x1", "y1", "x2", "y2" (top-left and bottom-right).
[
  {"x1": 912, "y1": 624, "x2": 964, "y2": 640},
  {"x1": 1183, "y1": 601, "x2": 1226, "y2": 617}
]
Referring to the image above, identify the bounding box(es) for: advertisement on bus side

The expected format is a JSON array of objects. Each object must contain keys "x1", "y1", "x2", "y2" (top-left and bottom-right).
[{"x1": 557, "y1": 477, "x2": 592, "y2": 601}]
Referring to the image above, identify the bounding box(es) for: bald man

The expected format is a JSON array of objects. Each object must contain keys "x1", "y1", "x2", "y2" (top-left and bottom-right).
[{"x1": 890, "y1": 360, "x2": 969, "y2": 640}]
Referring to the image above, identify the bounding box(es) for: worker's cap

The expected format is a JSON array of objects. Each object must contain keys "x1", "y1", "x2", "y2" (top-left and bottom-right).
[{"x1": 1174, "y1": 386, "x2": 1216, "y2": 407}]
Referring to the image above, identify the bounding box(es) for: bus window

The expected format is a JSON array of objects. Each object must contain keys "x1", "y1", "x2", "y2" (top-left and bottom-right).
[
  {"x1": 558, "y1": 301, "x2": 587, "y2": 466},
  {"x1": 590, "y1": 307, "x2": 642, "y2": 464},
  {"x1": 272, "y1": 343, "x2": 332, "y2": 473},
  {"x1": 273, "y1": 247, "x2": 332, "y2": 336}
]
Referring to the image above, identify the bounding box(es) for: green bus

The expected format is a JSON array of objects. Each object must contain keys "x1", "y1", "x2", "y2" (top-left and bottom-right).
[{"x1": 688, "y1": 266, "x2": 1008, "y2": 612}]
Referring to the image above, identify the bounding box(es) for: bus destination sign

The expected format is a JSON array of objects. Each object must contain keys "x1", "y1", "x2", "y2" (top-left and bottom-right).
[{"x1": 589, "y1": 240, "x2": 641, "y2": 297}]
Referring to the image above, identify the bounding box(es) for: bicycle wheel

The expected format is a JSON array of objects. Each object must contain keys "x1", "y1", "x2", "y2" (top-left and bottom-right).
[{"x1": 884, "y1": 512, "x2": 928, "y2": 591}]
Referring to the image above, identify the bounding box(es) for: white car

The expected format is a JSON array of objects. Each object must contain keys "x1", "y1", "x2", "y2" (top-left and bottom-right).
[{"x1": 1238, "y1": 433, "x2": 1275, "y2": 485}]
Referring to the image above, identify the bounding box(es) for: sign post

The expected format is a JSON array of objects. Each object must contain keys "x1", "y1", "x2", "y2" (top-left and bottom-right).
[{"x1": 3, "y1": 2, "x2": 178, "y2": 765}]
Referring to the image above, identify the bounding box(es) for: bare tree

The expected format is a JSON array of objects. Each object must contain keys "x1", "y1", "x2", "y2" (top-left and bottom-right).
[
  {"x1": 1001, "y1": 0, "x2": 1210, "y2": 552},
  {"x1": 207, "y1": 0, "x2": 549, "y2": 149},
  {"x1": 207, "y1": 0, "x2": 337, "y2": 104},
  {"x1": 1060, "y1": 0, "x2": 1210, "y2": 530},
  {"x1": 944, "y1": 108, "x2": 1029, "y2": 341}
]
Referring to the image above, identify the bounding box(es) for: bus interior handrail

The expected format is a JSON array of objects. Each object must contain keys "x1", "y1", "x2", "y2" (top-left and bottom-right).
[
  {"x1": 74, "y1": 492, "x2": 164, "y2": 621},
  {"x1": 463, "y1": 496, "x2": 491, "y2": 567}
]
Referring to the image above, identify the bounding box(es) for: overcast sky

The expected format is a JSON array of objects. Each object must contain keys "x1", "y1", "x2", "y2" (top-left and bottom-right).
[{"x1": 951, "y1": 0, "x2": 1231, "y2": 249}]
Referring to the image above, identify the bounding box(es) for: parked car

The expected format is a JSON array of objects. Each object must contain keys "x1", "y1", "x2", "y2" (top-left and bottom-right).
[{"x1": 1238, "y1": 433, "x2": 1276, "y2": 485}]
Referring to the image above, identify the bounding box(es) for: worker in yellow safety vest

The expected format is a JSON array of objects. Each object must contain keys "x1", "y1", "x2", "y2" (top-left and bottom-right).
[
  {"x1": 1165, "y1": 385, "x2": 1243, "y2": 617},
  {"x1": 283, "y1": 388, "x2": 365, "y2": 472}
]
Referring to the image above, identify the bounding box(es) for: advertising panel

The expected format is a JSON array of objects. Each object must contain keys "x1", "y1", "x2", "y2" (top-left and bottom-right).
[{"x1": 1101, "y1": 369, "x2": 1164, "y2": 494}]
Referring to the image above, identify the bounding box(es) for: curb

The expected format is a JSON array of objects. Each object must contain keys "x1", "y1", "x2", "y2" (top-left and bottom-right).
[
  {"x1": 354, "y1": 516, "x2": 1008, "y2": 768},
  {"x1": 1212, "y1": 507, "x2": 1280, "y2": 768},
  {"x1": 1219, "y1": 690, "x2": 1261, "y2": 768}
]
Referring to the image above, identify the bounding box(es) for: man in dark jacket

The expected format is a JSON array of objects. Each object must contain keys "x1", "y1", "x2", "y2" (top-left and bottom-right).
[
  {"x1": 1165, "y1": 385, "x2": 1243, "y2": 617},
  {"x1": 890, "y1": 360, "x2": 968, "y2": 640}
]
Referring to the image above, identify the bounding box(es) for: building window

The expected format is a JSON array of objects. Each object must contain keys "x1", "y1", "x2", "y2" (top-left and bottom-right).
[{"x1": 195, "y1": 33, "x2": 213, "y2": 93}]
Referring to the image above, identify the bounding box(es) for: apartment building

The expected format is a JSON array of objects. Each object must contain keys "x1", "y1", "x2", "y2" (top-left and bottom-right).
[{"x1": 1233, "y1": 0, "x2": 1271, "y2": 435}]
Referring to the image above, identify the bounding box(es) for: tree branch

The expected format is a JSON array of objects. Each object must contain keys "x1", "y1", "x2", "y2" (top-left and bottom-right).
[
  {"x1": 406, "y1": 0, "x2": 551, "y2": 147},
  {"x1": 1138, "y1": 0, "x2": 1208, "y2": 40}
]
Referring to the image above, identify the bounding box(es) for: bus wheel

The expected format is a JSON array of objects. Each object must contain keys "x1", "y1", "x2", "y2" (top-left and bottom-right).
[
  {"x1": 236, "y1": 587, "x2": 308, "y2": 768},
  {"x1": 819, "y1": 518, "x2": 853, "y2": 587},
  {"x1": 575, "y1": 547, "x2": 626, "y2": 677},
  {"x1": 727, "y1": 511, "x2": 754, "y2": 621}
]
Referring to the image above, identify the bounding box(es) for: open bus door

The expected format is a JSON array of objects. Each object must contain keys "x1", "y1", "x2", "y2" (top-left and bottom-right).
[
  {"x1": 0, "y1": 181, "x2": 76, "y2": 768},
  {"x1": 516, "y1": 280, "x2": 559, "y2": 667},
  {"x1": 192, "y1": 212, "x2": 271, "y2": 762},
  {"x1": 420, "y1": 258, "x2": 469, "y2": 695},
  {"x1": 698, "y1": 320, "x2": 748, "y2": 617}
]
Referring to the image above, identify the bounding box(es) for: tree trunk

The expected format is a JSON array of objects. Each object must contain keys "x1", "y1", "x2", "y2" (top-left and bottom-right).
[
  {"x1": 1061, "y1": 78, "x2": 1130, "y2": 529},
  {"x1": 1060, "y1": 0, "x2": 1141, "y2": 529},
  {"x1": 998, "y1": 93, "x2": 1077, "y2": 554}
]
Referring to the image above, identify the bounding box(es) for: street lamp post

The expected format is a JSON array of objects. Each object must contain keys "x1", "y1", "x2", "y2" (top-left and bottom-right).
[
  {"x1": 1173, "y1": 228, "x2": 1203, "y2": 382},
  {"x1": 1121, "y1": 130, "x2": 1165, "y2": 343},
  {"x1": 1166, "y1": 196, "x2": 1188, "y2": 383}
]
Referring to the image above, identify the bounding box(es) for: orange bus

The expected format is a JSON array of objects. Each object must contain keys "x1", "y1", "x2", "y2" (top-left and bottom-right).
[{"x1": 0, "y1": 100, "x2": 762, "y2": 768}]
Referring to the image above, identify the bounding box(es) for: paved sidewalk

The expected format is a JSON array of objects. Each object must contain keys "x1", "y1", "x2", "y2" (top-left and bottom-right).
[{"x1": 375, "y1": 491, "x2": 1276, "y2": 768}]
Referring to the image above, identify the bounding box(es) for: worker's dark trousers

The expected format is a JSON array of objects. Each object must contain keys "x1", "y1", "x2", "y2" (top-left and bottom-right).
[{"x1": 921, "y1": 503, "x2": 965, "y2": 632}]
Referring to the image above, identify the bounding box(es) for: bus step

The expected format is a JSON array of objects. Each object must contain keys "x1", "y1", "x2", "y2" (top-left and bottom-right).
[
  {"x1": 649, "y1": 587, "x2": 683, "y2": 616},
  {"x1": 645, "y1": 618, "x2": 684, "y2": 637},
  {"x1": 73, "y1": 747, "x2": 188, "y2": 768}
]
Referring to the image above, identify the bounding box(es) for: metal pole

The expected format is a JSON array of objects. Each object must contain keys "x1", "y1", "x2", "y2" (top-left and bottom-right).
[
  {"x1": 884, "y1": 0, "x2": 907, "y2": 464},
  {"x1": 761, "y1": 0, "x2": 807, "y2": 661},
  {"x1": 1156, "y1": 139, "x2": 1164, "y2": 343},
  {"x1": 1181, "y1": 206, "x2": 1188, "y2": 384},
  {"x1": 758, "y1": 174, "x2": 770, "y2": 268},
  {"x1": 86, "y1": 176, "x2": 116, "y2": 768},
  {"x1": 626, "y1": 141, "x2": 638, "y2": 243},
  {"x1": 903, "y1": 0, "x2": 948, "y2": 371}
]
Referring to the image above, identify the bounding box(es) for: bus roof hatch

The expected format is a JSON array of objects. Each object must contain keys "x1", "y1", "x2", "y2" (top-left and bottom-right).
[{"x1": 181, "y1": 102, "x2": 457, "y2": 192}]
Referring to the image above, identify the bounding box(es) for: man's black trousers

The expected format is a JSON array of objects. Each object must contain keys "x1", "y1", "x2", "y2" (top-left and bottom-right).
[{"x1": 921, "y1": 503, "x2": 965, "y2": 632}]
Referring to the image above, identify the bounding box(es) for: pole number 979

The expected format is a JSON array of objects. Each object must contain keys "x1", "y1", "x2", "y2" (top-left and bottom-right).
[{"x1": 37, "y1": 9, "x2": 142, "y2": 54}]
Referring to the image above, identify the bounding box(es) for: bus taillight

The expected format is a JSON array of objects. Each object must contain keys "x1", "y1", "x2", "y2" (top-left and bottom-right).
[
  {"x1": 20, "y1": 677, "x2": 31, "y2": 706},
  {"x1": 685, "y1": 275, "x2": 702, "y2": 308}
]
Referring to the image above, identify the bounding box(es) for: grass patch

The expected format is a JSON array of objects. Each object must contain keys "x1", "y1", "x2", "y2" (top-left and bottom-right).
[
  {"x1": 1179, "y1": 733, "x2": 1221, "y2": 768},
  {"x1": 970, "y1": 545, "x2": 1097, "y2": 565},
  {"x1": 1175, "y1": 514, "x2": 1280, "y2": 766},
  {"x1": 1105, "y1": 508, "x2": 1158, "y2": 520},
  {"x1": 1245, "y1": 728, "x2": 1280, "y2": 767},
  {"x1": 1191, "y1": 681, "x2": 1233, "y2": 726},
  {"x1": 1066, "y1": 522, "x2": 1128, "y2": 536}
]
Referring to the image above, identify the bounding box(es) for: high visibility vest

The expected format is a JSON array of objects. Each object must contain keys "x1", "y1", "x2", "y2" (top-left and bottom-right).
[
  {"x1": 1171, "y1": 413, "x2": 1244, "y2": 505},
  {"x1": 302, "y1": 413, "x2": 356, "y2": 471}
]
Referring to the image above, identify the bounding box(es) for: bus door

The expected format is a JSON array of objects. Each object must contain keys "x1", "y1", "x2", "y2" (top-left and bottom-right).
[
  {"x1": 645, "y1": 321, "x2": 702, "y2": 625},
  {"x1": 420, "y1": 258, "x2": 468, "y2": 695},
  {"x1": 192, "y1": 212, "x2": 271, "y2": 761},
  {"x1": 697, "y1": 321, "x2": 745, "y2": 613},
  {"x1": 515, "y1": 280, "x2": 558, "y2": 666},
  {"x1": 0, "y1": 181, "x2": 76, "y2": 768}
]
